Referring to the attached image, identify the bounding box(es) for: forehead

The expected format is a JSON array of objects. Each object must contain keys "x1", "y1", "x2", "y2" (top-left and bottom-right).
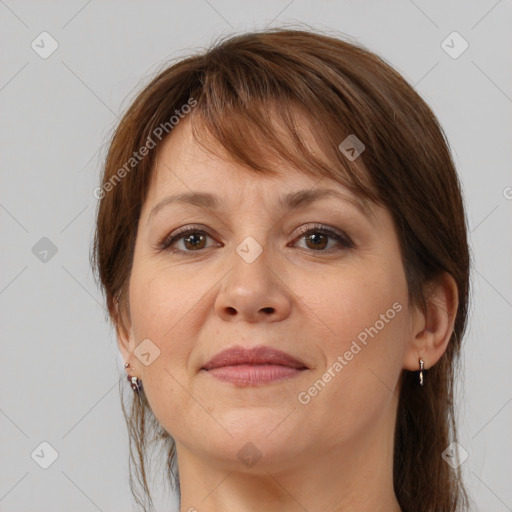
[
  {"x1": 145, "y1": 114, "x2": 370, "y2": 210},
  {"x1": 149, "y1": 133, "x2": 316, "y2": 200}
]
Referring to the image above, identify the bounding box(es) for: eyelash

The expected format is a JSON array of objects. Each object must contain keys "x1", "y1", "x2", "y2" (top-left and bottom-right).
[{"x1": 157, "y1": 223, "x2": 354, "y2": 255}]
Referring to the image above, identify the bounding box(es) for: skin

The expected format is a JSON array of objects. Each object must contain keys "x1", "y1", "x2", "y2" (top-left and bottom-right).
[{"x1": 117, "y1": 115, "x2": 458, "y2": 512}]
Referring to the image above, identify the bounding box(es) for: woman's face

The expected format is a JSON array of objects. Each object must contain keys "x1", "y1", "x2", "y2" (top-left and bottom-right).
[{"x1": 119, "y1": 118, "x2": 418, "y2": 473}]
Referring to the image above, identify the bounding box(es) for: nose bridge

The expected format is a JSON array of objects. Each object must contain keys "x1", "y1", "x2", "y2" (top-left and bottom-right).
[
  {"x1": 229, "y1": 232, "x2": 273, "y2": 293},
  {"x1": 214, "y1": 231, "x2": 291, "y2": 322}
]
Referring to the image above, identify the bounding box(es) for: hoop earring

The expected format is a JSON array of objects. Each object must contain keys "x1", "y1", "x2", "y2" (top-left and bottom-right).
[
  {"x1": 419, "y1": 358, "x2": 424, "y2": 386},
  {"x1": 124, "y1": 362, "x2": 143, "y2": 392}
]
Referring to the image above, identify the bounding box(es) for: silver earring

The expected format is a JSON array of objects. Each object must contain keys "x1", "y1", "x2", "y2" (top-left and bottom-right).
[
  {"x1": 419, "y1": 358, "x2": 424, "y2": 386},
  {"x1": 124, "y1": 362, "x2": 142, "y2": 392}
]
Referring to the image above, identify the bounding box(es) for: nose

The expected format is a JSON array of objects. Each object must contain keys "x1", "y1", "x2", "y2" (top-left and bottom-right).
[{"x1": 214, "y1": 242, "x2": 292, "y2": 323}]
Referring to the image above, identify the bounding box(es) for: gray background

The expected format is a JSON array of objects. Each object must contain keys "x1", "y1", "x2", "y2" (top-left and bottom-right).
[{"x1": 1, "y1": 1, "x2": 511, "y2": 511}]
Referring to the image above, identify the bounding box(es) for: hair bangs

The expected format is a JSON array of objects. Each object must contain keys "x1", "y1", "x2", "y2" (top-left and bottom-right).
[{"x1": 186, "y1": 71, "x2": 380, "y2": 209}]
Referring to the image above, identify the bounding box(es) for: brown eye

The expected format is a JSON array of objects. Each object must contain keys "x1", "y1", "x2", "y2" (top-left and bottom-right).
[
  {"x1": 291, "y1": 224, "x2": 353, "y2": 252},
  {"x1": 304, "y1": 232, "x2": 329, "y2": 250},
  {"x1": 158, "y1": 227, "x2": 219, "y2": 253},
  {"x1": 182, "y1": 232, "x2": 207, "y2": 251}
]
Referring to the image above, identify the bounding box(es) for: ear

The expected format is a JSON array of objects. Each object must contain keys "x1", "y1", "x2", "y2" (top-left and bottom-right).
[{"x1": 403, "y1": 271, "x2": 458, "y2": 371}]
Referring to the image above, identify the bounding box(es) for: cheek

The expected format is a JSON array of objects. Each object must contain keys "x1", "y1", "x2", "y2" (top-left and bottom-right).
[
  {"x1": 130, "y1": 254, "x2": 210, "y2": 334},
  {"x1": 296, "y1": 259, "x2": 409, "y2": 412},
  {"x1": 127, "y1": 262, "x2": 218, "y2": 405},
  {"x1": 299, "y1": 255, "x2": 408, "y2": 347},
  {"x1": 127, "y1": 269, "x2": 202, "y2": 434}
]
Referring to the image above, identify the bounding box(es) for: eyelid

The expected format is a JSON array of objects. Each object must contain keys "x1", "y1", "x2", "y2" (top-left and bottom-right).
[
  {"x1": 290, "y1": 223, "x2": 354, "y2": 249},
  {"x1": 293, "y1": 223, "x2": 351, "y2": 242}
]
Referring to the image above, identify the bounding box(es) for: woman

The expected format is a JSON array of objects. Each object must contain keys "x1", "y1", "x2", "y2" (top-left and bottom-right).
[{"x1": 92, "y1": 27, "x2": 471, "y2": 512}]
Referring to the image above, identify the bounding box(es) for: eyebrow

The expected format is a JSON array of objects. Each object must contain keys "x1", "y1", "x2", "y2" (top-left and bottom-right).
[{"x1": 146, "y1": 188, "x2": 374, "y2": 225}]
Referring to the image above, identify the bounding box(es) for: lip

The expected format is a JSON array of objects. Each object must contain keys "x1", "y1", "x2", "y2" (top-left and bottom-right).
[
  {"x1": 201, "y1": 345, "x2": 308, "y2": 370},
  {"x1": 204, "y1": 365, "x2": 306, "y2": 385},
  {"x1": 201, "y1": 346, "x2": 308, "y2": 386}
]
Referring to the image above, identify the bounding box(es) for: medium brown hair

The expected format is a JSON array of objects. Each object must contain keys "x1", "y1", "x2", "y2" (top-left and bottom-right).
[{"x1": 92, "y1": 26, "x2": 471, "y2": 512}]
